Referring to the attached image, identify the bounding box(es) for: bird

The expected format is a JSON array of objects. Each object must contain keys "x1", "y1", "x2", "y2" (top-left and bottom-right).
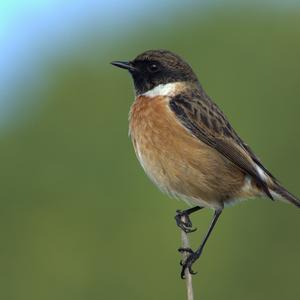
[{"x1": 111, "y1": 49, "x2": 299, "y2": 278}]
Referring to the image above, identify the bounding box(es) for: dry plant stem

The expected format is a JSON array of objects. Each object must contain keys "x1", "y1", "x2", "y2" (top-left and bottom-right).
[{"x1": 180, "y1": 215, "x2": 194, "y2": 300}]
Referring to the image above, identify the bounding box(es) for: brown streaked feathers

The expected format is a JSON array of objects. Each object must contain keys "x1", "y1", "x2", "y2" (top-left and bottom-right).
[
  {"x1": 112, "y1": 49, "x2": 300, "y2": 280},
  {"x1": 130, "y1": 92, "x2": 259, "y2": 209},
  {"x1": 114, "y1": 49, "x2": 300, "y2": 209},
  {"x1": 168, "y1": 88, "x2": 300, "y2": 207},
  {"x1": 169, "y1": 90, "x2": 274, "y2": 199}
]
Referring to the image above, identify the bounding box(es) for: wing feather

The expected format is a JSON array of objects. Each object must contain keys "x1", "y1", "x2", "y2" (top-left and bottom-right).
[{"x1": 169, "y1": 91, "x2": 273, "y2": 199}]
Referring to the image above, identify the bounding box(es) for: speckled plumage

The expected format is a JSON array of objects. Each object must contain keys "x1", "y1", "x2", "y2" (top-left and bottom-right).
[
  {"x1": 124, "y1": 50, "x2": 299, "y2": 209},
  {"x1": 111, "y1": 49, "x2": 300, "y2": 278},
  {"x1": 129, "y1": 89, "x2": 247, "y2": 209}
]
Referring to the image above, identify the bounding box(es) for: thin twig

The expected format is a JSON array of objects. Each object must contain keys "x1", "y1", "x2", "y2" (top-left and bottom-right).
[{"x1": 180, "y1": 215, "x2": 194, "y2": 300}]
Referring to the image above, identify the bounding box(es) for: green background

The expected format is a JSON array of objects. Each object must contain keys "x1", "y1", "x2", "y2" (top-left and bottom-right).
[{"x1": 1, "y1": 5, "x2": 300, "y2": 300}]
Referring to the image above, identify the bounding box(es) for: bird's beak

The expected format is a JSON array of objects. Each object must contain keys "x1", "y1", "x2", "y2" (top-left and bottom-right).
[{"x1": 111, "y1": 61, "x2": 136, "y2": 72}]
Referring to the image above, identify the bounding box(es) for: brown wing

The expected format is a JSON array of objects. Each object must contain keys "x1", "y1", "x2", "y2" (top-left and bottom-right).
[{"x1": 169, "y1": 90, "x2": 273, "y2": 199}]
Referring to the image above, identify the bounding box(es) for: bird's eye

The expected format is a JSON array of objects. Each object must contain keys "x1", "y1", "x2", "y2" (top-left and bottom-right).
[{"x1": 148, "y1": 63, "x2": 159, "y2": 73}]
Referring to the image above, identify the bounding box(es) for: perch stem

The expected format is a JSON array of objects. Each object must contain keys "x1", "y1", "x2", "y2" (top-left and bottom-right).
[{"x1": 180, "y1": 215, "x2": 194, "y2": 300}]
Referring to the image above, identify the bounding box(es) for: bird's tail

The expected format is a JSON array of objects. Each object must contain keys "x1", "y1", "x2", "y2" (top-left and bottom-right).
[{"x1": 271, "y1": 183, "x2": 300, "y2": 208}]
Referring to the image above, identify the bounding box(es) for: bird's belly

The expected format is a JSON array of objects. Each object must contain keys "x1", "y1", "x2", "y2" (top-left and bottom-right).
[
  {"x1": 129, "y1": 95, "x2": 245, "y2": 209},
  {"x1": 132, "y1": 138, "x2": 219, "y2": 208}
]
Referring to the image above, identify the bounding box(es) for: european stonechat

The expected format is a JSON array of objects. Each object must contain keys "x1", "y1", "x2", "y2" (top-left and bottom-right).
[{"x1": 111, "y1": 50, "x2": 299, "y2": 278}]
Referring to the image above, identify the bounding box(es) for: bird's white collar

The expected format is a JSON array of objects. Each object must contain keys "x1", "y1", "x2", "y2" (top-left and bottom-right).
[{"x1": 142, "y1": 82, "x2": 179, "y2": 97}]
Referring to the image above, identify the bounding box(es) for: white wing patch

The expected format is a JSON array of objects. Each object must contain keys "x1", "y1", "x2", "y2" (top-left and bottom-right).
[{"x1": 255, "y1": 165, "x2": 268, "y2": 182}]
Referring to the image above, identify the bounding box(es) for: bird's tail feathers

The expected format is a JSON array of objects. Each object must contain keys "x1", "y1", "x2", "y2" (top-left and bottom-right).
[{"x1": 271, "y1": 183, "x2": 300, "y2": 208}]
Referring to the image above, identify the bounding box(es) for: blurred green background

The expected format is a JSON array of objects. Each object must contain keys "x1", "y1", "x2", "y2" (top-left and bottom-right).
[{"x1": 1, "y1": 1, "x2": 300, "y2": 299}]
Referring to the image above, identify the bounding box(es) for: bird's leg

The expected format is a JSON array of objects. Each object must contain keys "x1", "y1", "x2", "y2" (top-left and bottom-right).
[
  {"x1": 179, "y1": 209, "x2": 223, "y2": 279},
  {"x1": 175, "y1": 206, "x2": 203, "y2": 233}
]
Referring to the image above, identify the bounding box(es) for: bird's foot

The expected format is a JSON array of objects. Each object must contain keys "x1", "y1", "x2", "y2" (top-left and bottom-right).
[
  {"x1": 178, "y1": 247, "x2": 200, "y2": 279},
  {"x1": 175, "y1": 209, "x2": 197, "y2": 233}
]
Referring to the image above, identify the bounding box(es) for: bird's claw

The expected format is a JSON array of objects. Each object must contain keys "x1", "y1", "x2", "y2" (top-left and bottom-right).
[
  {"x1": 178, "y1": 248, "x2": 199, "y2": 279},
  {"x1": 175, "y1": 210, "x2": 197, "y2": 233}
]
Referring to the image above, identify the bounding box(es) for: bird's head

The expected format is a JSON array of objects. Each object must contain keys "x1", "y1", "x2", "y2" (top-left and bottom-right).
[{"x1": 111, "y1": 49, "x2": 198, "y2": 95}]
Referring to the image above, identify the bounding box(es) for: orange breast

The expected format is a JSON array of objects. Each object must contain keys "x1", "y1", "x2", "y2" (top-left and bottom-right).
[{"x1": 129, "y1": 95, "x2": 246, "y2": 209}]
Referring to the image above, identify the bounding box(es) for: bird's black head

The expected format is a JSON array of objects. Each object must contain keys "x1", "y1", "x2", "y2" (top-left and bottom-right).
[{"x1": 111, "y1": 49, "x2": 199, "y2": 95}]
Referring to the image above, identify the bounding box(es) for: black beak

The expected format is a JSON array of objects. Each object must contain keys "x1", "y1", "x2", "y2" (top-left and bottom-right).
[{"x1": 111, "y1": 61, "x2": 136, "y2": 72}]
